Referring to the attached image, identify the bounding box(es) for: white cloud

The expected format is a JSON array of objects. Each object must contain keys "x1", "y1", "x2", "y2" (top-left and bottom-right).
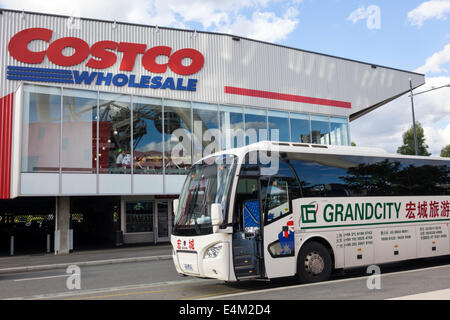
[
  {"x1": 415, "y1": 43, "x2": 450, "y2": 74},
  {"x1": 0, "y1": 0, "x2": 301, "y2": 43},
  {"x1": 408, "y1": 0, "x2": 450, "y2": 27},
  {"x1": 350, "y1": 76, "x2": 450, "y2": 156},
  {"x1": 216, "y1": 7, "x2": 299, "y2": 43}
]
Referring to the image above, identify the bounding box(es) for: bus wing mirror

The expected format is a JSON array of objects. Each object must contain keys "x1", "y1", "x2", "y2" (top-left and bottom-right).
[
  {"x1": 211, "y1": 203, "x2": 223, "y2": 226},
  {"x1": 173, "y1": 199, "x2": 179, "y2": 216}
]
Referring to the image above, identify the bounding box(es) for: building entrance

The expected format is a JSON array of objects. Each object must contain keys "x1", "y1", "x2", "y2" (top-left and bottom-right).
[
  {"x1": 122, "y1": 197, "x2": 173, "y2": 244},
  {"x1": 70, "y1": 196, "x2": 121, "y2": 250}
]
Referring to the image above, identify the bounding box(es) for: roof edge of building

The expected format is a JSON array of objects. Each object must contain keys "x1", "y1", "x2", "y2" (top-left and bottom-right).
[
  {"x1": 0, "y1": 8, "x2": 425, "y2": 78},
  {"x1": 349, "y1": 80, "x2": 426, "y2": 122}
]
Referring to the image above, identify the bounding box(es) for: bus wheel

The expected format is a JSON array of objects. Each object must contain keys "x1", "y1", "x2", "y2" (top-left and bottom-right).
[{"x1": 296, "y1": 241, "x2": 332, "y2": 283}]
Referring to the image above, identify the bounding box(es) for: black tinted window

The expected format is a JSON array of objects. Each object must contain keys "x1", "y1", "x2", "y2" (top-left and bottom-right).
[{"x1": 291, "y1": 154, "x2": 450, "y2": 197}]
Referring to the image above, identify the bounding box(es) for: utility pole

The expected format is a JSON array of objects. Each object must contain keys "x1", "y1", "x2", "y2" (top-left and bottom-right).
[{"x1": 409, "y1": 79, "x2": 418, "y2": 156}]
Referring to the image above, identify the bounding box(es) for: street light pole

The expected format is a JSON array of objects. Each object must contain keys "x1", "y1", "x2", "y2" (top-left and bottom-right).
[
  {"x1": 408, "y1": 81, "x2": 450, "y2": 156},
  {"x1": 409, "y1": 79, "x2": 418, "y2": 156}
]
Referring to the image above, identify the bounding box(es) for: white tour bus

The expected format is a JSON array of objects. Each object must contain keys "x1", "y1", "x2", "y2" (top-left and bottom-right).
[{"x1": 171, "y1": 141, "x2": 450, "y2": 283}]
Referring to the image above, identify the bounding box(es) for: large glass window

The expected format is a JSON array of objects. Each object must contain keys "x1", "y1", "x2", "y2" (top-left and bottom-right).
[
  {"x1": 219, "y1": 105, "x2": 245, "y2": 150},
  {"x1": 22, "y1": 85, "x2": 61, "y2": 172},
  {"x1": 192, "y1": 103, "x2": 219, "y2": 163},
  {"x1": 330, "y1": 117, "x2": 349, "y2": 146},
  {"x1": 98, "y1": 93, "x2": 132, "y2": 174},
  {"x1": 20, "y1": 84, "x2": 356, "y2": 179},
  {"x1": 62, "y1": 89, "x2": 98, "y2": 173},
  {"x1": 268, "y1": 110, "x2": 290, "y2": 142},
  {"x1": 126, "y1": 200, "x2": 154, "y2": 233},
  {"x1": 290, "y1": 113, "x2": 310, "y2": 143},
  {"x1": 164, "y1": 99, "x2": 192, "y2": 174},
  {"x1": 245, "y1": 108, "x2": 267, "y2": 145},
  {"x1": 133, "y1": 97, "x2": 163, "y2": 174},
  {"x1": 311, "y1": 115, "x2": 330, "y2": 145}
]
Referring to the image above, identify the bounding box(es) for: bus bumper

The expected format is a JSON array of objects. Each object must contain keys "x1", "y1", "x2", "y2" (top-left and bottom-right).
[{"x1": 171, "y1": 235, "x2": 231, "y2": 281}]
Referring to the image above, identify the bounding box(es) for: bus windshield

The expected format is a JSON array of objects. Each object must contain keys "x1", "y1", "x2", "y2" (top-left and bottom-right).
[{"x1": 173, "y1": 154, "x2": 237, "y2": 236}]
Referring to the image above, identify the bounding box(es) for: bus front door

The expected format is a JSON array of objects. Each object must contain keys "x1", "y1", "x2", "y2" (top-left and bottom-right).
[{"x1": 232, "y1": 178, "x2": 264, "y2": 280}]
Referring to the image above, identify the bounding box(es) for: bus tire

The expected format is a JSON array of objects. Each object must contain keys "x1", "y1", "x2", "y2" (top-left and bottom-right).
[{"x1": 296, "y1": 241, "x2": 332, "y2": 283}]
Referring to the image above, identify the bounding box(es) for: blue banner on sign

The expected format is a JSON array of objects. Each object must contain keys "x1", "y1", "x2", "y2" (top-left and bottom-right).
[{"x1": 6, "y1": 66, "x2": 198, "y2": 91}]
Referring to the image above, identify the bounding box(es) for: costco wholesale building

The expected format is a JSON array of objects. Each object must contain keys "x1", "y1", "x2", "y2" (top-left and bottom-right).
[{"x1": 0, "y1": 9, "x2": 425, "y2": 254}]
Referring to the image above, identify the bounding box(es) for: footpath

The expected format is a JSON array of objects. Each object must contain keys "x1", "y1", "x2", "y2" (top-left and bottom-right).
[{"x1": 0, "y1": 244, "x2": 172, "y2": 275}]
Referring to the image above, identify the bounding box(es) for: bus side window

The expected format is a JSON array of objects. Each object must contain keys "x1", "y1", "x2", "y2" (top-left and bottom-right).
[
  {"x1": 262, "y1": 160, "x2": 301, "y2": 224},
  {"x1": 263, "y1": 177, "x2": 290, "y2": 223},
  {"x1": 291, "y1": 160, "x2": 352, "y2": 197}
]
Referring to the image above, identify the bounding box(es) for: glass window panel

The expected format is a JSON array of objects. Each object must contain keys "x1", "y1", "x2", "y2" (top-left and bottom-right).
[
  {"x1": 133, "y1": 96, "x2": 163, "y2": 174},
  {"x1": 219, "y1": 105, "x2": 245, "y2": 150},
  {"x1": 290, "y1": 113, "x2": 311, "y2": 143},
  {"x1": 126, "y1": 201, "x2": 153, "y2": 233},
  {"x1": 157, "y1": 202, "x2": 169, "y2": 238},
  {"x1": 192, "y1": 102, "x2": 219, "y2": 163},
  {"x1": 330, "y1": 117, "x2": 349, "y2": 146},
  {"x1": 292, "y1": 159, "x2": 351, "y2": 197},
  {"x1": 98, "y1": 93, "x2": 132, "y2": 174},
  {"x1": 245, "y1": 108, "x2": 267, "y2": 145},
  {"x1": 164, "y1": 99, "x2": 192, "y2": 174},
  {"x1": 268, "y1": 110, "x2": 290, "y2": 142},
  {"x1": 311, "y1": 115, "x2": 330, "y2": 145},
  {"x1": 21, "y1": 85, "x2": 61, "y2": 172},
  {"x1": 62, "y1": 89, "x2": 98, "y2": 173}
]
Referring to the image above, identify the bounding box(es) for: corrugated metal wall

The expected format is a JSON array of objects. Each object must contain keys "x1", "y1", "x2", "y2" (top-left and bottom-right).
[
  {"x1": 0, "y1": 92, "x2": 13, "y2": 199},
  {"x1": 0, "y1": 10, "x2": 425, "y2": 117}
]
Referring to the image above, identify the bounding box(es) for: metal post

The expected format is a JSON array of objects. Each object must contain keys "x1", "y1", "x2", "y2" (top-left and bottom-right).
[
  {"x1": 10, "y1": 235, "x2": 14, "y2": 256},
  {"x1": 409, "y1": 79, "x2": 419, "y2": 155},
  {"x1": 47, "y1": 234, "x2": 51, "y2": 253}
]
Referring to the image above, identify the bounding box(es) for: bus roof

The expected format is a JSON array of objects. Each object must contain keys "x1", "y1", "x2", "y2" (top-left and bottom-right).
[{"x1": 199, "y1": 141, "x2": 450, "y2": 164}]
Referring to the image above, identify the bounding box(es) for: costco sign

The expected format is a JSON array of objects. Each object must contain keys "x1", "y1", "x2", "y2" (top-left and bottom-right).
[{"x1": 6, "y1": 28, "x2": 204, "y2": 91}]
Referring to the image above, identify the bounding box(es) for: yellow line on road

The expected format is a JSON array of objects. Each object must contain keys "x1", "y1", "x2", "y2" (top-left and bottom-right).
[
  {"x1": 66, "y1": 289, "x2": 166, "y2": 300},
  {"x1": 182, "y1": 290, "x2": 244, "y2": 300}
]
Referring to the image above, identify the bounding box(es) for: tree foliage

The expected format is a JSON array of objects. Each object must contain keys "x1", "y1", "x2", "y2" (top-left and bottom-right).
[
  {"x1": 397, "y1": 122, "x2": 431, "y2": 156},
  {"x1": 441, "y1": 145, "x2": 450, "y2": 158}
]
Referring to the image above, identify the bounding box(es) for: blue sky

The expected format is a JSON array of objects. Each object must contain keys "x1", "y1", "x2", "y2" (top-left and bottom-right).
[
  {"x1": 1, "y1": 0, "x2": 449, "y2": 155},
  {"x1": 283, "y1": 0, "x2": 434, "y2": 71}
]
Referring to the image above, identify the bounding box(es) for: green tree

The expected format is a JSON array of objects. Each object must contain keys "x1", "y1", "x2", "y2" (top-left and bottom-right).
[
  {"x1": 441, "y1": 145, "x2": 450, "y2": 157},
  {"x1": 397, "y1": 122, "x2": 431, "y2": 156},
  {"x1": 351, "y1": 141, "x2": 357, "y2": 147}
]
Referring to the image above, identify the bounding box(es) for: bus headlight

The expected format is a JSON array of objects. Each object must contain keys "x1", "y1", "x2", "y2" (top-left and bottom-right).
[{"x1": 204, "y1": 243, "x2": 223, "y2": 259}]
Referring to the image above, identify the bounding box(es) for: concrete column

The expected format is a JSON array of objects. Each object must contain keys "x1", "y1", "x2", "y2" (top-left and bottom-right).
[{"x1": 55, "y1": 196, "x2": 70, "y2": 255}]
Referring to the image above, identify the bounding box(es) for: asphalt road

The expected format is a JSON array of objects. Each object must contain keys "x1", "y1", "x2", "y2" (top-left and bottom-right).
[{"x1": 2, "y1": 255, "x2": 450, "y2": 300}]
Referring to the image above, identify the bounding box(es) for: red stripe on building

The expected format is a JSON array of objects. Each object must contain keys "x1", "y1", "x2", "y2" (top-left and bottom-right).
[
  {"x1": 224, "y1": 86, "x2": 352, "y2": 109},
  {"x1": 0, "y1": 93, "x2": 13, "y2": 199}
]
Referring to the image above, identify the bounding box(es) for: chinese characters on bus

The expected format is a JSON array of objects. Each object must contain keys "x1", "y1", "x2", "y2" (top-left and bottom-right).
[{"x1": 405, "y1": 200, "x2": 450, "y2": 219}]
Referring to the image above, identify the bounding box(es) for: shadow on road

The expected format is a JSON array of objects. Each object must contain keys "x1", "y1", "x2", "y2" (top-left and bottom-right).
[{"x1": 223, "y1": 255, "x2": 450, "y2": 291}]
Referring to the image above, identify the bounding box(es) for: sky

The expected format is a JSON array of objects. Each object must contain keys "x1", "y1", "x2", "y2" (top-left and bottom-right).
[{"x1": 1, "y1": 0, "x2": 450, "y2": 156}]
